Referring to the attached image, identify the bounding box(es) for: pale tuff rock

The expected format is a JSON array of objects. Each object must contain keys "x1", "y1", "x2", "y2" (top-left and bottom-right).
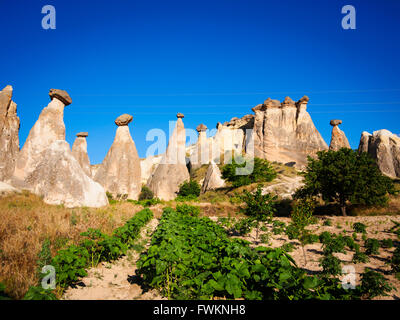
[
  {"x1": 358, "y1": 129, "x2": 400, "y2": 178},
  {"x1": 262, "y1": 175, "x2": 304, "y2": 200},
  {"x1": 201, "y1": 162, "x2": 225, "y2": 193},
  {"x1": 140, "y1": 155, "x2": 162, "y2": 184},
  {"x1": 147, "y1": 114, "x2": 190, "y2": 200},
  {"x1": 27, "y1": 140, "x2": 108, "y2": 208},
  {"x1": 0, "y1": 85, "x2": 20, "y2": 181},
  {"x1": 12, "y1": 89, "x2": 70, "y2": 188},
  {"x1": 72, "y1": 132, "x2": 92, "y2": 177},
  {"x1": 94, "y1": 115, "x2": 141, "y2": 200},
  {"x1": 90, "y1": 164, "x2": 102, "y2": 179},
  {"x1": 190, "y1": 124, "x2": 211, "y2": 170},
  {"x1": 251, "y1": 96, "x2": 328, "y2": 167},
  {"x1": 329, "y1": 119, "x2": 351, "y2": 151},
  {"x1": 0, "y1": 181, "x2": 20, "y2": 196}
]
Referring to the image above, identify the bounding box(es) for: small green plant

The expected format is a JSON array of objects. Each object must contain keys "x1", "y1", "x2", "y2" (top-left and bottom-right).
[
  {"x1": 0, "y1": 282, "x2": 11, "y2": 300},
  {"x1": 380, "y1": 238, "x2": 394, "y2": 248},
  {"x1": 365, "y1": 238, "x2": 380, "y2": 255},
  {"x1": 37, "y1": 238, "x2": 52, "y2": 272},
  {"x1": 233, "y1": 218, "x2": 255, "y2": 236},
  {"x1": 138, "y1": 186, "x2": 154, "y2": 200},
  {"x1": 22, "y1": 286, "x2": 57, "y2": 300},
  {"x1": 323, "y1": 219, "x2": 332, "y2": 227},
  {"x1": 353, "y1": 222, "x2": 367, "y2": 234},
  {"x1": 176, "y1": 204, "x2": 200, "y2": 217},
  {"x1": 281, "y1": 242, "x2": 295, "y2": 252},
  {"x1": 260, "y1": 233, "x2": 270, "y2": 244},
  {"x1": 360, "y1": 269, "x2": 394, "y2": 299},
  {"x1": 390, "y1": 247, "x2": 400, "y2": 279},
  {"x1": 320, "y1": 254, "x2": 342, "y2": 276},
  {"x1": 352, "y1": 250, "x2": 369, "y2": 264},
  {"x1": 70, "y1": 211, "x2": 78, "y2": 226}
]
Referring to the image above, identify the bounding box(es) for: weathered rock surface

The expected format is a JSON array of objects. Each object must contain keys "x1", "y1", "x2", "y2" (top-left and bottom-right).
[
  {"x1": 201, "y1": 162, "x2": 225, "y2": 193},
  {"x1": 0, "y1": 85, "x2": 20, "y2": 181},
  {"x1": 72, "y1": 132, "x2": 92, "y2": 177},
  {"x1": 27, "y1": 140, "x2": 108, "y2": 208},
  {"x1": 147, "y1": 114, "x2": 189, "y2": 200},
  {"x1": 190, "y1": 124, "x2": 212, "y2": 170},
  {"x1": 358, "y1": 129, "x2": 400, "y2": 178},
  {"x1": 262, "y1": 175, "x2": 304, "y2": 200},
  {"x1": 94, "y1": 115, "x2": 141, "y2": 200},
  {"x1": 140, "y1": 155, "x2": 162, "y2": 185},
  {"x1": 251, "y1": 96, "x2": 328, "y2": 167},
  {"x1": 0, "y1": 181, "x2": 20, "y2": 196},
  {"x1": 329, "y1": 119, "x2": 350, "y2": 151},
  {"x1": 12, "y1": 89, "x2": 70, "y2": 188}
]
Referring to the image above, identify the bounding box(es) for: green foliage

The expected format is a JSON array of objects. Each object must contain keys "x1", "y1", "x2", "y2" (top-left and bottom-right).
[
  {"x1": 295, "y1": 148, "x2": 395, "y2": 216},
  {"x1": 389, "y1": 220, "x2": 400, "y2": 238},
  {"x1": 321, "y1": 234, "x2": 346, "y2": 255},
  {"x1": 221, "y1": 157, "x2": 277, "y2": 187},
  {"x1": 128, "y1": 198, "x2": 162, "y2": 207},
  {"x1": 390, "y1": 247, "x2": 400, "y2": 276},
  {"x1": 0, "y1": 282, "x2": 11, "y2": 300},
  {"x1": 353, "y1": 222, "x2": 367, "y2": 234},
  {"x1": 320, "y1": 254, "x2": 342, "y2": 276},
  {"x1": 352, "y1": 251, "x2": 369, "y2": 264},
  {"x1": 51, "y1": 208, "x2": 153, "y2": 289},
  {"x1": 139, "y1": 185, "x2": 154, "y2": 200},
  {"x1": 37, "y1": 238, "x2": 52, "y2": 272},
  {"x1": 176, "y1": 204, "x2": 200, "y2": 217},
  {"x1": 233, "y1": 218, "x2": 256, "y2": 236},
  {"x1": 240, "y1": 185, "x2": 277, "y2": 222},
  {"x1": 271, "y1": 220, "x2": 286, "y2": 235},
  {"x1": 365, "y1": 238, "x2": 380, "y2": 255},
  {"x1": 178, "y1": 180, "x2": 201, "y2": 197},
  {"x1": 22, "y1": 286, "x2": 57, "y2": 300},
  {"x1": 323, "y1": 219, "x2": 332, "y2": 226},
  {"x1": 281, "y1": 243, "x2": 295, "y2": 252},
  {"x1": 360, "y1": 269, "x2": 394, "y2": 299},
  {"x1": 285, "y1": 224, "x2": 301, "y2": 240},
  {"x1": 106, "y1": 191, "x2": 117, "y2": 204},
  {"x1": 136, "y1": 207, "x2": 360, "y2": 300},
  {"x1": 380, "y1": 238, "x2": 394, "y2": 248}
]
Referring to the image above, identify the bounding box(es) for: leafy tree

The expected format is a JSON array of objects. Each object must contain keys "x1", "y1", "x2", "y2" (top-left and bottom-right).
[
  {"x1": 178, "y1": 180, "x2": 201, "y2": 197},
  {"x1": 294, "y1": 148, "x2": 395, "y2": 216},
  {"x1": 221, "y1": 157, "x2": 277, "y2": 187},
  {"x1": 289, "y1": 199, "x2": 315, "y2": 265},
  {"x1": 240, "y1": 185, "x2": 277, "y2": 240}
]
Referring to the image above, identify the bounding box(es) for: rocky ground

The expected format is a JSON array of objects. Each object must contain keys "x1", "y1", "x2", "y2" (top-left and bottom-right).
[{"x1": 62, "y1": 218, "x2": 164, "y2": 300}]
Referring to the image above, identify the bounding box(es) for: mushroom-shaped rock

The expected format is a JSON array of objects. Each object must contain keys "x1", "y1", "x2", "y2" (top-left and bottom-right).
[
  {"x1": 147, "y1": 116, "x2": 189, "y2": 200},
  {"x1": 94, "y1": 116, "x2": 141, "y2": 200},
  {"x1": 49, "y1": 89, "x2": 72, "y2": 106},
  {"x1": 72, "y1": 132, "x2": 92, "y2": 177},
  {"x1": 12, "y1": 89, "x2": 68, "y2": 187},
  {"x1": 177, "y1": 112, "x2": 184, "y2": 118},
  {"x1": 115, "y1": 114, "x2": 133, "y2": 126},
  {"x1": 298, "y1": 95, "x2": 309, "y2": 104},
  {"x1": 0, "y1": 85, "x2": 20, "y2": 181},
  {"x1": 329, "y1": 120, "x2": 350, "y2": 151},
  {"x1": 330, "y1": 119, "x2": 343, "y2": 126},
  {"x1": 281, "y1": 96, "x2": 295, "y2": 107},
  {"x1": 28, "y1": 140, "x2": 108, "y2": 208},
  {"x1": 196, "y1": 124, "x2": 207, "y2": 132}
]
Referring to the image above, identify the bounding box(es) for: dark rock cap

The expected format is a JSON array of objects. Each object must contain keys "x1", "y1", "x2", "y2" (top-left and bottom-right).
[
  {"x1": 330, "y1": 119, "x2": 342, "y2": 126},
  {"x1": 49, "y1": 89, "x2": 72, "y2": 106},
  {"x1": 177, "y1": 113, "x2": 184, "y2": 118},
  {"x1": 115, "y1": 114, "x2": 133, "y2": 126},
  {"x1": 282, "y1": 96, "x2": 295, "y2": 107},
  {"x1": 196, "y1": 124, "x2": 207, "y2": 132},
  {"x1": 76, "y1": 132, "x2": 88, "y2": 137},
  {"x1": 297, "y1": 95, "x2": 310, "y2": 104}
]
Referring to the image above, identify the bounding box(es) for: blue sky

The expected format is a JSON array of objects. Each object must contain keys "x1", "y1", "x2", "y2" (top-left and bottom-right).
[{"x1": 1, "y1": 0, "x2": 399, "y2": 163}]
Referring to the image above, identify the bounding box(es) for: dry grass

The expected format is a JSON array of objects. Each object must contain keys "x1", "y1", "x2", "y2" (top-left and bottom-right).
[{"x1": 0, "y1": 191, "x2": 143, "y2": 299}]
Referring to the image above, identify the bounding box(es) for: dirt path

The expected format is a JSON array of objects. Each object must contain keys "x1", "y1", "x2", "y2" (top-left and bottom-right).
[{"x1": 62, "y1": 218, "x2": 165, "y2": 300}]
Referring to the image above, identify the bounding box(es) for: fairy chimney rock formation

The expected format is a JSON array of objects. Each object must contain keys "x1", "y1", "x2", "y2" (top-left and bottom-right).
[
  {"x1": 358, "y1": 129, "x2": 400, "y2": 179},
  {"x1": 94, "y1": 114, "x2": 142, "y2": 200},
  {"x1": 329, "y1": 119, "x2": 351, "y2": 151},
  {"x1": 201, "y1": 162, "x2": 226, "y2": 193},
  {"x1": 72, "y1": 132, "x2": 92, "y2": 177},
  {"x1": 12, "y1": 89, "x2": 71, "y2": 187},
  {"x1": 28, "y1": 140, "x2": 108, "y2": 207},
  {"x1": 0, "y1": 85, "x2": 20, "y2": 181},
  {"x1": 147, "y1": 113, "x2": 190, "y2": 200},
  {"x1": 251, "y1": 95, "x2": 328, "y2": 167},
  {"x1": 190, "y1": 124, "x2": 210, "y2": 170}
]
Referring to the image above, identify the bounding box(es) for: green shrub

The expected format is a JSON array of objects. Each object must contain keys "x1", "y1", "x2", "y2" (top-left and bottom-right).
[
  {"x1": 221, "y1": 157, "x2": 277, "y2": 187},
  {"x1": 360, "y1": 269, "x2": 393, "y2": 298},
  {"x1": 285, "y1": 224, "x2": 300, "y2": 240},
  {"x1": 240, "y1": 185, "x2": 277, "y2": 222},
  {"x1": 365, "y1": 238, "x2": 380, "y2": 255},
  {"x1": 176, "y1": 204, "x2": 200, "y2": 217},
  {"x1": 353, "y1": 222, "x2": 367, "y2": 233},
  {"x1": 22, "y1": 286, "x2": 57, "y2": 300},
  {"x1": 380, "y1": 238, "x2": 394, "y2": 248},
  {"x1": 233, "y1": 218, "x2": 255, "y2": 236},
  {"x1": 139, "y1": 186, "x2": 154, "y2": 200},
  {"x1": 323, "y1": 219, "x2": 332, "y2": 226},
  {"x1": 178, "y1": 180, "x2": 201, "y2": 197},
  {"x1": 352, "y1": 251, "x2": 369, "y2": 264},
  {"x1": 0, "y1": 282, "x2": 11, "y2": 300},
  {"x1": 390, "y1": 247, "x2": 400, "y2": 276},
  {"x1": 320, "y1": 254, "x2": 342, "y2": 276},
  {"x1": 281, "y1": 242, "x2": 295, "y2": 252}
]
